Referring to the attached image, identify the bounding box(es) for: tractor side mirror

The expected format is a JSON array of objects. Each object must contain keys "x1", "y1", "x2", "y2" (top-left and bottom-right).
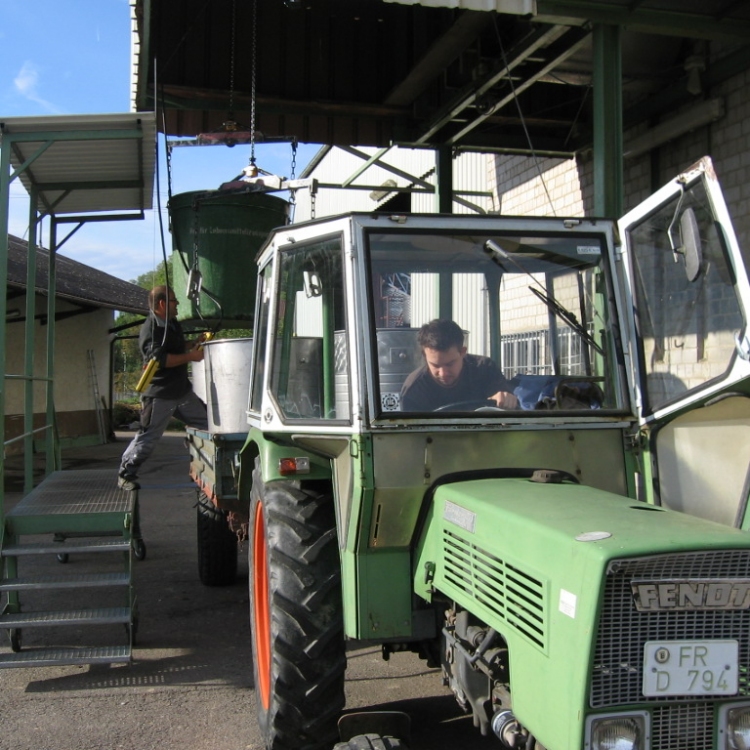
[
  {"x1": 668, "y1": 193, "x2": 703, "y2": 283},
  {"x1": 680, "y1": 208, "x2": 703, "y2": 282}
]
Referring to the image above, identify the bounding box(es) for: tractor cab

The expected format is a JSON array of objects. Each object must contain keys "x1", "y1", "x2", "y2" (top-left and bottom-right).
[{"x1": 252, "y1": 212, "x2": 628, "y2": 428}]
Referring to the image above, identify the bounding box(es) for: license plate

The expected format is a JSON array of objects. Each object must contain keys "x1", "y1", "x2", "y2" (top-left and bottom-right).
[{"x1": 643, "y1": 640, "x2": 738, "y2": 697}]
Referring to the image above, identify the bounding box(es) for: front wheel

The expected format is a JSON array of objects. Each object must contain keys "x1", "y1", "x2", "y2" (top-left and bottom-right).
[{"x1": 249, "y1": 464, "x2": 345, "y2": 750}]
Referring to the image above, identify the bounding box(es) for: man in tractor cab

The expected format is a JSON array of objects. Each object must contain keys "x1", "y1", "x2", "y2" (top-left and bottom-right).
[{"x1": 400, "y1": 319, "x2": 519, "y2": 412}]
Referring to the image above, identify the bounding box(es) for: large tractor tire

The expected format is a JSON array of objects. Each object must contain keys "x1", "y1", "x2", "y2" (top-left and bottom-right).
[
  {"x1": 197, "y1": 492, "x2": 238, "y2": 586},
  {"x1": 249, "y1": 464, "x2": 345, "y2": 750}
]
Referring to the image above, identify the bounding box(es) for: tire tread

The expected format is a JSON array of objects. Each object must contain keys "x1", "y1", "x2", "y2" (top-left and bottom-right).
[{"x1": 250, "y1": 469, "x2": 345, "y2": 750}]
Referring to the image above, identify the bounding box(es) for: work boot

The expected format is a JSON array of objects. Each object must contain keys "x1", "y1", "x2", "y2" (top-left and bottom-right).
[{"x1": 117, "y1": 473, "x2": 140, "y2": 492}]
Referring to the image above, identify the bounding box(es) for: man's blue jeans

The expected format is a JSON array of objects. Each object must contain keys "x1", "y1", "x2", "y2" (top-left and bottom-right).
[{"x1": 119, "y1": 390, "x2": 207, "y2": 479}]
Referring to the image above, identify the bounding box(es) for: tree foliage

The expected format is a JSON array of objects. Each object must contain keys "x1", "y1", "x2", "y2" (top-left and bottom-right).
[{"x1": 113, "y1": 258, "x2": 173, "y2": 400}]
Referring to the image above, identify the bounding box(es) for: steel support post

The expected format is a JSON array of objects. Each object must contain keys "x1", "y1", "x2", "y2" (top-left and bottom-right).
[
  {"x1": 0, "y1": 132, "x2": 11, "y2": 519},
  {"x1": 23, "y1": 188, "x2": 38, "y2": 493},
  {"x1": 592, "y1": 24, "x2": 623, "y2": 218},
  {"x1": 435, "y1": 146, "x2": 453, "y2": 215},
  {"x1": 46, "y1": 220, "x2": 60, "y2": 474}
]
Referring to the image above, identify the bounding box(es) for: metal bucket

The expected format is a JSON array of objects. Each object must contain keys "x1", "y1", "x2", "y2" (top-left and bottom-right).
[
  {"x1": 203, "y1": 338, "x2": 254, "y2": 434},
  {"x1": 169, "y1": 190, "x2": 288, "y2": 327}
]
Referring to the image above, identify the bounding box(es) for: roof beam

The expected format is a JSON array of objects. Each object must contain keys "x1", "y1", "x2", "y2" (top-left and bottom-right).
[
  {"x1": 535, "y1": 1, "x2": 750, "y2": 43},
  {"x1": 384, "y1": 10, "x2": 495, "y2": 107},
  {"x1": 155, "y1": 84, "x2": 409, "y2": 121},
  {"x1": 341, "y1": 147, "x2": 391, "y2": 188},
  {"x1": 338, "y1": 146, "x2": 435, "y2": 190},
  {"x1": 444, "y1": 27, "x2": 591, "y2": 146},
  {"x1": 414, "y1": 24, "x2": 571, "y2": 145},
  {"x1": 35, "y1": 180, "x2": 146, "y2": 192}
]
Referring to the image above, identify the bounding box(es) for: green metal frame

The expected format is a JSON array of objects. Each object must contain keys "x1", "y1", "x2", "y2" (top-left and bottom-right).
[
  {"x1": 0, "y1": 123, "x2": 146, "y2": 527},
  {"x1": 592, "y1": 23, "x2": 623, "y2": 218}
]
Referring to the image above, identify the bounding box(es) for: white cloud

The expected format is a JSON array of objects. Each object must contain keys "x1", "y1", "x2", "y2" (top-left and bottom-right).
[{"x1": 13, "y1": 61, "x2": 63, "y2": 114}]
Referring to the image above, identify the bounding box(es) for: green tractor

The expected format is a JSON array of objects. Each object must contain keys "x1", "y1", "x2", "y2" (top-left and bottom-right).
[{"x1": 237, "y1": 156, "x2": 750, "y2": 750}]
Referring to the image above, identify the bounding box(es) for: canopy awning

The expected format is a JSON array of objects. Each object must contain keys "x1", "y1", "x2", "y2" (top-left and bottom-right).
[{"x1": 1, "y1": 112, "x2": 156, "y2": 217}]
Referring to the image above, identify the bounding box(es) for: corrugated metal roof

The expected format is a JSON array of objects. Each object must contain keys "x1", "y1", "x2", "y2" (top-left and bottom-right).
[
  {"x1": 131, "y1": 1, "x2": 750, "y2": 152},
  {"x1": 6, "y1": 235, "x2": 149, "y2": 315},
  {"x1": 1, "y1": 112, "x2": 156, "y2": 216}
]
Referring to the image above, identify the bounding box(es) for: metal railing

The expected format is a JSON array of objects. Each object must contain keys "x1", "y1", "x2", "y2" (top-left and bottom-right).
[
  {"x1": 500, "y1": 327, "x2": 589, "y2": 378},
  {"x1": 3, "y1": 372, "x2": 60, "y2": 496}
]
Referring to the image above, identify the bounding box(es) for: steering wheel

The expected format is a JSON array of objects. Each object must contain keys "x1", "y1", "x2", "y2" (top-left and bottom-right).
[{"x1": 434, "y1": 399, "x2": 505, "y2": 412}]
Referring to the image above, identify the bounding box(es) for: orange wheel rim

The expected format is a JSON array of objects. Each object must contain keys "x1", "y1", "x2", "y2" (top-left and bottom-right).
[{"x1": 252, "y1": 500, "x2": 271, "y2": 709}]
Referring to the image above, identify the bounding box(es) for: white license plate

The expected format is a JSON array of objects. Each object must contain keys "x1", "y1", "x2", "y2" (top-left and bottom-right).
[{"x1": 643, "y1": 640, "x2": 738, "y2": 697}]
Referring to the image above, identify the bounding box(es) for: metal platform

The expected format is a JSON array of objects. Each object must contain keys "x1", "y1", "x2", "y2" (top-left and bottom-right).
[
  {"x1": 7, "y1": 469, "x2": 133, "y2": 518},
  {"x1": 0, "y1": 571, "x2": 130, "y2": 591},
  {"x1": 1, "y1": 469, "x2": 139, "y2": 667},
  {"x1": 0, "y1": 645, "x2": 131, "y2": 669}
]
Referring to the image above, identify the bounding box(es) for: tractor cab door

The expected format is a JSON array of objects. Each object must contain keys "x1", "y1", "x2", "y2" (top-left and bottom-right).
[{"x1": 618, "y1": 156, "x2": 750, "y2": 527}]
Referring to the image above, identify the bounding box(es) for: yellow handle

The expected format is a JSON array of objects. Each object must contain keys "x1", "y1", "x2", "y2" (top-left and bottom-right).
[
  {"x1": 197, "y1": 331, "x2": 214, "y2": 349},
  {"x1": 135, "y1": 358, "x2": 159, "y2": 393}
]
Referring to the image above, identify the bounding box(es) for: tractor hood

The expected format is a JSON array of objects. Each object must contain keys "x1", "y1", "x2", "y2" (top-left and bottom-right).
[
  {"x1": 414, "y1": 476, "x2": 750, "y2": 749},
  {"x1": 420, "y1": 478, "x2": 750, "y2": 623}
]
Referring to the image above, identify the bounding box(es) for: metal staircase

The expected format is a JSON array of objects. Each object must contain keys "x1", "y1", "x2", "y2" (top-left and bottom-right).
[{"x1": 0, "y1": 469, "x2": 142, "y2": 668}]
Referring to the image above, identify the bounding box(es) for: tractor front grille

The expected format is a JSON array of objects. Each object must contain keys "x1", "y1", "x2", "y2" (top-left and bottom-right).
[
  {"x1": 592, "y1": 549, "x2": 750, "y2": 708},
  {"x1": 651, "y1": 704, "x2": 714, "y2": 750}
]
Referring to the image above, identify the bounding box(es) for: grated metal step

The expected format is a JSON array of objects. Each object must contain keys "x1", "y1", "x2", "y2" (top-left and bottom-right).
[
  {"x1": 1, "y1": 538, "x2": 131, "y2": 557},
  {"x1": 0, "y1": 607, "x2": 131, "y2": 628},
  {"x1": 0, "y1": 645, "x2": 131, "y2": 669},
  {"x1": 0, "y1": 572, "x2": 130, "y2": 592}
]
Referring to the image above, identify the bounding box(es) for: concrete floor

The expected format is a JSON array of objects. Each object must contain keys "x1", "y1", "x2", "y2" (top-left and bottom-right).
[{"x1": 0, "y1": 432, "x2": 498, "y2": 750}]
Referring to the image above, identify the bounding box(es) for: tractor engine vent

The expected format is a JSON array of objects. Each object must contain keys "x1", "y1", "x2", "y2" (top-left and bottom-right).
[{"x1": 442, "y1": 529, "x2": 547, "y2": 650}]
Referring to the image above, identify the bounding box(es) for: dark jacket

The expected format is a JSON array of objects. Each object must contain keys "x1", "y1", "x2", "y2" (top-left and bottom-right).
[
  {"x1": 139, "y1": 313, "x2": 193, "y2": 399},
  {"x1": 400, "y1": 353, "x2": 513, "y2": 411}
]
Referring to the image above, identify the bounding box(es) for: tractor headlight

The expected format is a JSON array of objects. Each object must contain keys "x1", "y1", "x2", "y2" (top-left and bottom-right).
[
  {"x1": 586, "y1": 713, "x2": 649, "y2": 750},
  {"x1": 720, "y1": 704, "x2": 750, "y2": 749}
]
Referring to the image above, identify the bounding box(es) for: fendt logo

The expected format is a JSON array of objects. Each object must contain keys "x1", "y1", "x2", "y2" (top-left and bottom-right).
[{"x1": 631, "y1": 579, "x2": 750, "y2": 612}]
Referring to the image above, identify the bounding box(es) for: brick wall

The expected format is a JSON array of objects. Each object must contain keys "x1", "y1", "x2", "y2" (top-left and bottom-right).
[
  {"x1": 490, "y1": 67, "x2": 749, "y2": 263},
  {"x1": 488, "y1": 65, "x2": 750, "y2": 400}
]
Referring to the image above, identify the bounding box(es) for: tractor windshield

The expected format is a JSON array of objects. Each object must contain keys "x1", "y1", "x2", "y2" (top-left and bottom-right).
[{"x1": 366, "y1": 228, "x2": 626, "y2": 417}]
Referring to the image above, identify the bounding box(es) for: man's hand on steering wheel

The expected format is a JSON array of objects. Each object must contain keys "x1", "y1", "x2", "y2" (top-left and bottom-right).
[
  {"x1": 433, "y1": 390, "x2": 520, "y2": 412},
  {"x1": 489, "y1": 390, "x2": 519, "y2": 409}
]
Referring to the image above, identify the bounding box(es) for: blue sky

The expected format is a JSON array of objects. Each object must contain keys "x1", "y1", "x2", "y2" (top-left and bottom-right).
[{"x1": 1, "y1": 0, "x2": 319, "y2": 282}]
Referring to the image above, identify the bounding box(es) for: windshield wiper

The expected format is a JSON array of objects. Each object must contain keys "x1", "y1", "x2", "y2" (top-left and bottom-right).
[
  {"x1": 528, "y1": 286, "x2": 603, "y2": 355},
  {"x1": 485, "y1": 239, "x2": 603, "y2": 356}
]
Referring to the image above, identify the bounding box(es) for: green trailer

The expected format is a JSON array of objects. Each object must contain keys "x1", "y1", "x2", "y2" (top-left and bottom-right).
[
  {"x1": 186, "y1": 336, "x2": 255, "y2": 586},
  {"x1": 187, "y1": 427, "x2": 245, "y2": 587}
]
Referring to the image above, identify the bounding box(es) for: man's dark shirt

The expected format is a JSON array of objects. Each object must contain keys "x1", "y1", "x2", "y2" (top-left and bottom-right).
[
  {"x1": 400, "y1": 353, "x2": 514, "y2": 412},
  {"x1": 139, "y1": 313, "x2": 192, "y2": 399}
]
